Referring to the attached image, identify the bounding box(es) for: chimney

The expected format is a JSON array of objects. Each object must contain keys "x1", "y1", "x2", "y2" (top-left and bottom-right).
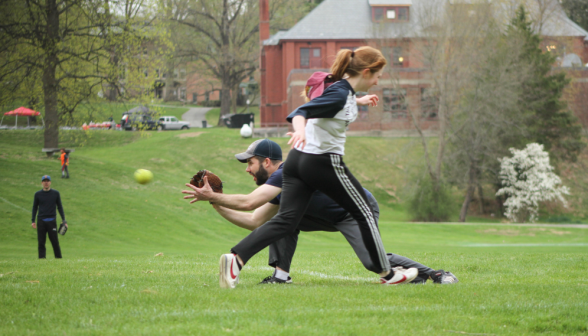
[{"x1": 259, "y1": 0, "x2": 269, "y2": 44}]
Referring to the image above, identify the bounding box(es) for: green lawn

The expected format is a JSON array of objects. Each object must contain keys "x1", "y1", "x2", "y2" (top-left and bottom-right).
[{"x1": 1, "y1": 129, "x2": 587, "y2": 335}]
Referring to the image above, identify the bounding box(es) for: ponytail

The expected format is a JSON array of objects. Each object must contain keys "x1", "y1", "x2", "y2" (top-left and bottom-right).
[
  {"x1": 331, "y1": 49, "x2": 354, "y2": 81},
  {"x1": 330, "y1": 46, "x2": 387, "y2": 81}
]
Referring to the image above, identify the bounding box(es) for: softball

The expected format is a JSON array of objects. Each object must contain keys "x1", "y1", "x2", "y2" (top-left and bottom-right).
[{"x1": 134, "y1": 169, "x2": 153, "y2": 184}]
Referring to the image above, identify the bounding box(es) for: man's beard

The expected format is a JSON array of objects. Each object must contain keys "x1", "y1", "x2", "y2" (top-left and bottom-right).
[{"x1": 254, "y1": 164, "x2": 270, "y2": 186}]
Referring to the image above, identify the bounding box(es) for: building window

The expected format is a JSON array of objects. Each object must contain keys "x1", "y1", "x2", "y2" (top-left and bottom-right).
[
  {"x1": 180, "y1": 68, "x2": 186, "y2": 79},
  {"x1": 300, "y1": 48, "x2": 309, "y2": 68},
  {"x1": 398, "y1": 7, "x2": 408, "y2": 20},
  {"x1": 421, "y1": 88, "x2": 438, "y2": 119},
  {"x1": 393, "y1": 47, "x2": 405, "y2": 67},
  {"x1": 300, "y1": 48, "x2": 321, "y2": 69},
  {"x1": 372, "y1": 6, "x2": 409, "y2": 22},
  {"x1": 383, "y1": 88, "x2": 408, "y2": 118},
  {"x1": 180, "y1": 88, "x2": 186, "y2": 100},
  {"x1": 374, "y1": 8, "x2": 384, "y2": 20}
]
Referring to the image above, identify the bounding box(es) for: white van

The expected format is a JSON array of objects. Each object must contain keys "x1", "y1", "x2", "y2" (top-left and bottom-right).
[{"x1": 158, "y1": 116, "x2": 190, "y2": 130}]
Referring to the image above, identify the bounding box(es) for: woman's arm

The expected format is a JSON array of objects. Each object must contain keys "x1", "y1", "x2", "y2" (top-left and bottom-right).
[{"x1": 356, "y1": 94, "x2": 379, "y2": 107}]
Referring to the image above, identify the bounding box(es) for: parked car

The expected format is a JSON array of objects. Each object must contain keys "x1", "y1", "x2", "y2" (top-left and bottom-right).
[
  {"x1": 88, "y1": 121, "x2": 115, "y2": 129},
  {"x1": 121, "y1": 112, "x2": 162, "y2": 131},
  {"x1": 119, "y1": 105, "x2": 164, "y2": 131},
  {"x1": 158, "y1": 116, "x2": 190, "y2": 130}
]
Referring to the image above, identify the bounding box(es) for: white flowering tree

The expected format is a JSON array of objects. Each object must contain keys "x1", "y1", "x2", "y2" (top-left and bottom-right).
[{"x1": 496, "y1": 143, "x2": 569, "y2": 223}]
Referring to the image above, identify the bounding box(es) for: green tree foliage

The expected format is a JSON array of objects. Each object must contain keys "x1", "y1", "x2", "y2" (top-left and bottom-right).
[
  {"x1": 509, "y1": 6, "x2": 585, "y2": 164},
  {"x1": 0, "y1": 0, "x2": 168, "y2": 149},
  {"x1": 408, "y1": 176, "x2": 454, "y2": 222},
  {"x1": 165, "y1": 0, "x2": 316, "y2": 123},
  {"x1": 445, "y1": 6, "x2": 585, "y2": 222},
  {"x1": 560, "y1": 0, "x2": 588, "y2": 31},
  {"x1": 0, "y1": 0, "x2": 106, "y2": 148}
]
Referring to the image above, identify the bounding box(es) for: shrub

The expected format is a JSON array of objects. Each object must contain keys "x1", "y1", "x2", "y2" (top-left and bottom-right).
[
  {"x1": 201, "y1": 100, "x2": 221, "y2": 107},
  {"x1": 408, "y1": 176, "x2": 454, "y2": 222},
  {"x1": 496, "y1": 143, "x2": 569, "y2": 223}
]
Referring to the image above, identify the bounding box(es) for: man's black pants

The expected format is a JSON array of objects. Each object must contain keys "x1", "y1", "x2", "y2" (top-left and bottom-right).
[
  {"x1": 268, "y1": 194, "x2": 435, "y2": 281},
  {"x1": 37, "y1": 220, "x2": 62, "y2": 259},
  {"x1": 232, "y1": 149, "x2": 390, "y2": 274}
]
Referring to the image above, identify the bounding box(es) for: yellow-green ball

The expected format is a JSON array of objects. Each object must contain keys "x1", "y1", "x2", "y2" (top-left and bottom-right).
[{"x1": 134, "y1": 169, "x2": 153, "y2": 184}]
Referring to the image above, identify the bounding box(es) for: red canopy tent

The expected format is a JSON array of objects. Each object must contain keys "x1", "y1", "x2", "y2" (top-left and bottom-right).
[{"x1": 1, "y1": 107, "x2": 43, "y2": 128}]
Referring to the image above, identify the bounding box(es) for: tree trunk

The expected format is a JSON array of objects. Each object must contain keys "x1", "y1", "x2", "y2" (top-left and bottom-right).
[
  {"x1": 496, "y1": 194, "x2": 505, "y2": 219},
  {"x1": 477, "y1": 183, "x2": 485, "y2": 214},
  {"x1": 43, "y1": 0, "x2": 59, "y2": 154},
  {"x1": 218, "y1": 72, "x2": 232, "y2": 126},
  {"x1": 164, "y1": 61, "x2": 175, "y2": 101},
  {"x1": 459, "y1": 162, "x2": 477, "y2": 222},
  {"x1": 231, "y1": 83, "x2": 239, "y2": 114}
]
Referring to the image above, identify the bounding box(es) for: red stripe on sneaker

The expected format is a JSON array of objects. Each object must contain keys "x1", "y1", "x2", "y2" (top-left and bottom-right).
[
  {"x1": 230, "y1": 258, "x2": 237, "y2": 279},
  {"x1": 390, "y1": 275, "x2": 407, "y2": 284}
]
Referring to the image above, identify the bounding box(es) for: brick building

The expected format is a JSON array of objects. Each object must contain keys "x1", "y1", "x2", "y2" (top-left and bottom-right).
[{"x1": 260, "y1": 0, "x2": 588, "y2": 130}]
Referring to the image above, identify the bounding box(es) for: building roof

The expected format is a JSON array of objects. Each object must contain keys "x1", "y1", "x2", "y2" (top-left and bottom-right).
[{"x1": 266, "y1": 0, "x2": 588, "y2": 44}]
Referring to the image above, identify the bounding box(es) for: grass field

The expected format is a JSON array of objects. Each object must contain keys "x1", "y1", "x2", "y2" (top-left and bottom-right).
[{"x1": 1, "y1": 128, "x2": 587, "y2": 335}]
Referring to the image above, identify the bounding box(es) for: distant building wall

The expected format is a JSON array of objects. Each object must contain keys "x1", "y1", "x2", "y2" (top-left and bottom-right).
[{"x1": 261, "y1": 35, "x2": 588, "y2": 130}]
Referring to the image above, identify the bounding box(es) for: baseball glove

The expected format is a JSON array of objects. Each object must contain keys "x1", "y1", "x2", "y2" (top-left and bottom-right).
[
  {"x1": 190, "y1": 170, "x2": 223, "y2": 193},
  {"x1": 58, "y1": 223, "x2": 67, "y2": 235}
]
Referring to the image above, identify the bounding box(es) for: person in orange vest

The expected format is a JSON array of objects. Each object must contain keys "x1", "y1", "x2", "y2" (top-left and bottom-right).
[{"x1": 60, "y1": 148, "x2": 69, "y2": 179}]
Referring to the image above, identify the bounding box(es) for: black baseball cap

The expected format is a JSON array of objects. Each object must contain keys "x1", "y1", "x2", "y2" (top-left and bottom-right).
[{"x1": 235, "y1": 139, "x2": 282, "y2": 163}]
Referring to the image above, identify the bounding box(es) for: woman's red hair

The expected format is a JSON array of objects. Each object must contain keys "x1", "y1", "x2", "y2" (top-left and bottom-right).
[{"x1": 330, "y1": 46, "x2": 387, "y2": 81}]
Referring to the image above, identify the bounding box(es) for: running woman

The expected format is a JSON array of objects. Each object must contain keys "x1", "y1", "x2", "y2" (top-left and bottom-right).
[{"x1": 219, "y1": 47, "x2": 416, "y2": 288}]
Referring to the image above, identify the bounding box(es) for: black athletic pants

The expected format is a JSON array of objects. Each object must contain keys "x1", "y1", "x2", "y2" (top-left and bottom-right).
[
  {"x1": 268, "y1": 194, "x2": 435, "y2": 281},
  {"x1": 37, "y1": 219, "x2": 62, "y2": 259},
  {"x1": 232, "y1": 149, "x2": 390, "y2": 274}
]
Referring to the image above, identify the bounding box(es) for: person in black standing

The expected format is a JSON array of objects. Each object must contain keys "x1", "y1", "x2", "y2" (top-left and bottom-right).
[{"x1": 31, "y1": 175, "x2": 67, "y2": 259}]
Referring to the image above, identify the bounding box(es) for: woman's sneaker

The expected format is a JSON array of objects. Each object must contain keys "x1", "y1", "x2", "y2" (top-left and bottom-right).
[
  {"x1": 219, "y1": 254, "x2": 240, "y2": 288},
  {"x1": 380, "y1": 267, "x2": 418, "y2": 285},
  {"x1": 430, "y1": 270, "x2": 459, "y2": 284}
]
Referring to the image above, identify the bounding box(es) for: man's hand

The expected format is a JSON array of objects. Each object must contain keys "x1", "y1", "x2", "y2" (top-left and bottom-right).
[
  {"x1": 182, "y1": 176, "x2": 215, "y2": 203},
  {"x1": 31, "y1": 222, "x2": 36, "y2": 229},
  {"x1": 356, "y1": 94, "x2": 379, "y2": 107}
]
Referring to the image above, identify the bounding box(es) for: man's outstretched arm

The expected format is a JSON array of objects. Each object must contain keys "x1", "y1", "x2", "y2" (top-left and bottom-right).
[
  {"x1": 212, "y1": 202, "x2": 279, "y2": 231},
  {"x1": 182, "y1": 177, "x2": 281, "y2": 211}
]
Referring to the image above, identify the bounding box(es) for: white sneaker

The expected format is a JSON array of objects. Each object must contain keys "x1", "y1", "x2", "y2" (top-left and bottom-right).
[
  {"x1": 219, "y1": 254, "x2": 240, "y2": 288},
  {"x1": 380, "y1": 267, "x2": 418, "y2": 285}
]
